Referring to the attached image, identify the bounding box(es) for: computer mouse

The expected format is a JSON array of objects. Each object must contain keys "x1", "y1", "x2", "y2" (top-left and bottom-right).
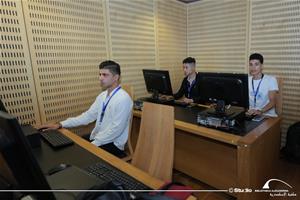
[
  {"x1": 37, "y1": 127, "x2": 48, "y2": 132},
  {"x1": 48, "y1": 163, "x2": 71, "y2": 175}
]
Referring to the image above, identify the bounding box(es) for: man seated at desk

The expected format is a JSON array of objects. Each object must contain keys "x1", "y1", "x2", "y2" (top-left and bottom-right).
[
  {"x1": 39, "y1": 60, "x2": 133, "y2": 158},
  {"x1": 247, "y1": 53, "x2": 279, "y2": 117},
  {"x1": 163, "y1": 57, "x2": 201, "y2": 104}
]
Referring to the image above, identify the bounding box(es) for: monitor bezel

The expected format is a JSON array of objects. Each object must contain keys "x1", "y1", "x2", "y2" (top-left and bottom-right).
[
  {"x1": 142, "y1": 69, "x2": 173, "y2": 98},
  {"x1": 0, "y1": 99, "x2": 7, "y2": 112},
  {"x1": 0, "y1": 111, "x2": 55, "y2": 199},
  {"x1": 197, "y1": 72, "x2": 249, "y2": 109}
]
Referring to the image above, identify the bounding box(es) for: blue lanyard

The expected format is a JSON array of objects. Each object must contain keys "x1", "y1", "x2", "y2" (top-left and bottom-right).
[
  {"x1": 99, "y1": 86, "x2": 121, "y2": 123},
  {"x1": 187, "y1": 79, "x2": 196, "y2": 98},
  {"x1": 252, "y1": 74, "x2": 264, "y2": 107}
]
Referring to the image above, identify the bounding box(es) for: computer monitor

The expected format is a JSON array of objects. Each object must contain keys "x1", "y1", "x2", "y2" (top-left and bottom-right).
[
  {"x1": 0, "y1": 99, "x2": 7, "y2": 112},
  {"x1": 142, "y1": 69, "x2": 173, "y2": 99},
  {"x1": 0, "y1": 111, "x2": 55, "y2": 199},
  {"x1": 198, "y1": 72, "x2": 249, "y2": 109}
]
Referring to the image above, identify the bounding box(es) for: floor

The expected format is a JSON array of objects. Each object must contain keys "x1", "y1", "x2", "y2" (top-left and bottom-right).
[{"x1": 172, "y1": 156, "x2": 300, "y2": 200}]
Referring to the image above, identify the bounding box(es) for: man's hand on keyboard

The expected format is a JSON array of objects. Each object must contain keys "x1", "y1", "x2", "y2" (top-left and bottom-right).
[
  {"x1": 246, "y1": 109, "x2": 263, "y2": 116},
  {"x1": 182, "y1": 97, "x2": 193, "y2": 104},
  {"x1": 160, "y1": 95, "x2": 174, "y2": 101},
  {"x1": 37, "y1": 123, "x2": 62, "y2": 132}
]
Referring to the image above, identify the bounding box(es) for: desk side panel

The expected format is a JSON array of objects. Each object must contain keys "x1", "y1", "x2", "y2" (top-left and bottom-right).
[
  {"x1": 174, "y1": 129, "x2": 237, "y2": 190},
  {"x1": 237, "y1": 118, "x2": 281, "y2": 200}
]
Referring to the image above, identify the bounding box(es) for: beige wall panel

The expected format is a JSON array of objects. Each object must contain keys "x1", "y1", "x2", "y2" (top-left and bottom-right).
[
  {"x1": 21, "y1": 0, "x2": 108, "y2": 135},
  {"x1": 156, "y1": 0, "x2": 187, "y2": 92},
  {"x1": 250, "y1": 0, "x2": 300, "y2": 146},
  {"x1": 187, "y1": 0, "x2": 248, "y2": 73},
  {"x1": 108, "y1": 0, "x2": 156, "y2": 98},
  {"x1": 186, "y1": 0, "x2": 300, "y2": 146},
  {"x1": 0, "y1": 0, "x2": 40, "y2": 125},
  {"x1": 1, "y1": 0, "x2": 188, "y2": 135}
]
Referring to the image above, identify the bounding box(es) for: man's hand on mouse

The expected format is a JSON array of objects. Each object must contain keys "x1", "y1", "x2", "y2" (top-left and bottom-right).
[{"x1": 37, "y1": 123, "x2": 62, "y2": 131}]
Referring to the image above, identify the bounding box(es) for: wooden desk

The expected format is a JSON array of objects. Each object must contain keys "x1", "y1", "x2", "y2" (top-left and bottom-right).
[
  {"x1": 60, "y1": 128, "x2": 197, "y2": 200},
  {"x1": 0, "y1": 127, "x2": 195, "y2": 200},
  {"x1": 132, "y1": 109, "x2": 281, "y2": 200}
]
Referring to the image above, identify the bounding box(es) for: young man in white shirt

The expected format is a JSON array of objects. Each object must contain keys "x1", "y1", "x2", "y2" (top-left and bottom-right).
[
  {"x1": 39, "y1": 60, "x2": 133, "y2": 158},
  {"x1": 247, "y1": 53, "x2": 278, "y2": 117}
]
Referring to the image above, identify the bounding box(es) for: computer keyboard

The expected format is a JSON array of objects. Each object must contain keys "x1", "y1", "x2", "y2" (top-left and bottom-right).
[
  {"x1": 85, "y1": 161, "x2": 150, "y2": 190},
  {"x1": 138, "y1": 97, "x2": 190, "y2": 108},
  {"x1": 244, "y1": 114, "x2": 255, "y2": 121},
  {"x1": 143, "y1": 97, "x2": 173, "y2": 104},
  {"x1": 40, "y1": 130, "x2": 74, "y2": 148}
]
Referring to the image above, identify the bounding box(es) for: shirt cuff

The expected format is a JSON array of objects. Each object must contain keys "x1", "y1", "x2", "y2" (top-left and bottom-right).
[
  {"x1": 91, "y1": 139, "x2": 101, "y2": 147},
  {"x1": 60, "y1": 121, "x2": 67, "y2": 128}
]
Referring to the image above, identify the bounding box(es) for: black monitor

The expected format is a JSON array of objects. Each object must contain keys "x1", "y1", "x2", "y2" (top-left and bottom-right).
[
  {"x1": 0, "y1": 111, "x2": 55, "y2": 199},
  {"x1": 142, "y1": 69, "x2": 173, "y2": 99},
  {"x1": 0, "y1": 99, "x2": 7, "y2": 112},
  {"x1": 198, "y1": 72, "x2": 249, "y2": 109}
]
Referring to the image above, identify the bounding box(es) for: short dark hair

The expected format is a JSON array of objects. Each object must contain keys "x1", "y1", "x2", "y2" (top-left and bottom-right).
[
  {"x1": 99, "y1": 60, "x2": 121, "y2": 75},
  {"x1": 183, "y1": 57, "x2": 196, "y2": 64},
  {"x1": 249, "y1": 53, "x2": 264, "y2": 64}
]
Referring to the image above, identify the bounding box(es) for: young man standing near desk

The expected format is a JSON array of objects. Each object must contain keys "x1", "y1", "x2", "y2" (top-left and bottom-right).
[
  {"x1": 247, "y1": 53, "x2": 278, "y2": 117},
  {"x1": 39, "y1": 60, "x2": 133, "y2": 158},
  {"x1": 165, "y1": 57, "x2": 201, "y2": 104}
]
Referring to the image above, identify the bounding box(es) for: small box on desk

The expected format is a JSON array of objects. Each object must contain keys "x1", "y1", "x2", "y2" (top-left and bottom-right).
[
  {"x1": 205, "y1": 106, "x2": 245, "y2": 122},
  {"x1": 21, "y1": 125, "x2": 41, "y2": 148},
  {"x1": 197, "y1": 106, "x2": 245, "y2": 129}
]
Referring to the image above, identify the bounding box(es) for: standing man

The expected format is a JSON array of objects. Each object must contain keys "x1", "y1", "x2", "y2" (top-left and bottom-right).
[
  {"x1": 173, "y1": 57, "x2": 201, "y2": 104},
  {"x1": 247, "y1": 53, "x2": 278, "y2": 117},
  {"x1": 39, "y1": 60, "x2": 133, "y2": 158}
]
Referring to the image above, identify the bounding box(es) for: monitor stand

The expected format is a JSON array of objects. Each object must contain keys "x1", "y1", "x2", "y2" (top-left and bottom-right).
[
  {"x1": 138, "y1": 92, "x2": 173, "y2": 105},
  {"x1": 206, "y1": 105, "x2": 245, "y2": 120},
  {"x1": 151, "y1": 90, "x2": 159, "y2": 101},
  {"x1": 206, "y1": 100, "x2": 235, "y2": 118}
]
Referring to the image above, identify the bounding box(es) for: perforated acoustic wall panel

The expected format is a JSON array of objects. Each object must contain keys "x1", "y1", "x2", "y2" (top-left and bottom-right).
[
  {"x1": 187, "y1": 0, "x2": 248, "y2": 73},
  {"x1": 250, "y1": 0, "x2": 300, "y2": 146},
  {"x1": 0, "y1": 0, "x2": 40, "y2": 125},
  {"x1": 156, "y1": 0, "x2": 187, "y2": 91},
  {"x1": 21, "y1": 0, "x2": 107, "y2": 134},
  {"x1": 108, "y1": 0, "x2": 156, "y2": 98}
]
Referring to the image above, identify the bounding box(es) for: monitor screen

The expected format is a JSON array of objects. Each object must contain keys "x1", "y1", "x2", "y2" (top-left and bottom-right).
[
  {"x1": 0, "y1": 99, "x2": 7, "y2": 112},
  {"x1": 198, "y1": 72, "x2": 249, "y2": 109},
  {"x1": 0, "y1": 111, "x2": 55, "y2": 199},
  {"x1": 142, "y1": 69, "x2": 173, "y2": 99}
]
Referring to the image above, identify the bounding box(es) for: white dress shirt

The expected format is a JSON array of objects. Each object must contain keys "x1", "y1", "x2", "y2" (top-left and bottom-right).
[{"x1": 61, "y1": 86, "x2": 133, "y2": 150}]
